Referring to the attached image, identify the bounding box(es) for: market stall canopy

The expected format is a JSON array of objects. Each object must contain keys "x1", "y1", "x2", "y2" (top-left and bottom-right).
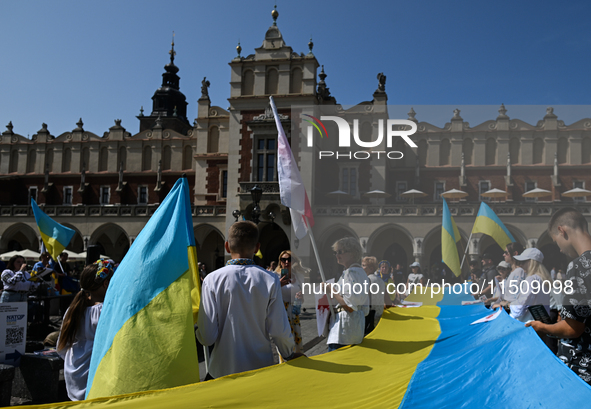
[
  {"x1": 0, "y1": 249, "x2": 41, "y2": 261},
  {"x1": 481, "y1": 188, "x2": 508, "y2": 198},
  {"x1": 363, "y1": 190, "x2": 391, "y2": 198},
  {"x1": 561, "y1": 188, "x2": 591, "y2": 198},
  {"x1": 522, "y1": 188, "x2": 552, "y2": 198},
  {"x1": 440, "y1": 189, "x2": 469, "y2": 199}
]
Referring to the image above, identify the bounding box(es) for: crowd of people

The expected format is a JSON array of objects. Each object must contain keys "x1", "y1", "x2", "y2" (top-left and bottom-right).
[{"x1": 3, "y1": 206, "x2": 591, "y2": 400}]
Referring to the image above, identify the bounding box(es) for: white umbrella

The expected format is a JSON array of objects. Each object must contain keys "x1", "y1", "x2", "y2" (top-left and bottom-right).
[
  {"x1": 363, "y1": 190, "x2": 391, "y2": 198},
  {"x1": 523, "y1": 188, "x2": 552, "y2": 198},
  {"x1": 0, "y1": 249, "x2": 41, "y2": 261},
  {"x1": 562, "y1": 188, "x2": 591, "y2": 198},
  {"x1": 441, "y1": 189, "x2": 469, "y2": 200},
  {"x1": 327, "y1": 190, "x2": 349, "y2": 205},
  {"x1": 481, "y1": 188, "x2": 508, "y2": 203},
  {"x1": 401, "y1": 189, "x2": 427, "y2": 204}
]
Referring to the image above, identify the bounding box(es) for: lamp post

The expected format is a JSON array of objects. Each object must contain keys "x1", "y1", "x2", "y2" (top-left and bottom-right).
[{"x1": 250, "y1": 185, "x2": 263, "y2": 224}]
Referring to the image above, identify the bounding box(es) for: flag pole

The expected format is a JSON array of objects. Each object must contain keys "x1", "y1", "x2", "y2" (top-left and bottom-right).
[
  {"x1": 460, "y1": 231, "x2": 473, "y2": 269},
  {"x1": 307, "y1": 225, "x2": 337, "y2": 318}
]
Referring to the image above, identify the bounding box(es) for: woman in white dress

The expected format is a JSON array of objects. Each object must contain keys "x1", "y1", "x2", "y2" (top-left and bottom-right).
[{"x1": 57, "y1": 259, "x2": 114, "y2": 401}]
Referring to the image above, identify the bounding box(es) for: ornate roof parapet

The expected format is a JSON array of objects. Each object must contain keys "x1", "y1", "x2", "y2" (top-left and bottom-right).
[
  {"x1": 408, "y1": 107, "x2": 418, "y2": 123},
  {"x1": 537, "y1": 107, "x2": 560, "y2": 130},
  {"x1": 316, "y1": 66, "x2": 335, "y2": 104},
  {"x1": 3, "y1": 122, "x2": 14, "y2": 136},
  {"x1": 106, "y1": 119, "x2": 127, "y2": 141},
  {"x1": 32, "y1": 123, "x2": 53, "y2": 142}
]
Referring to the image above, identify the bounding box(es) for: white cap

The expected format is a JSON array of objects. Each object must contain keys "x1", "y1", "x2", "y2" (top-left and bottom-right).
[
  {"x1": 409, "y1": 262, "x2": 421, "y2": 268},
  {"x1": 497, "y1": 261, "x2": 511, "y2": 269},
  {"x1": 513, "y1": 248, "x2": 544, "y2": 263}
]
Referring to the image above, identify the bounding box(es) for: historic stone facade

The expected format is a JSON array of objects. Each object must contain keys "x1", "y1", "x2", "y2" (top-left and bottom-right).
[{"x1": 1, "y1": 8, "x2": 590, "y2": 278}]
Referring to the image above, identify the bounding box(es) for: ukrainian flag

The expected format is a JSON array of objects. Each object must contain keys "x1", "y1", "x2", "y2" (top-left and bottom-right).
[
  {"x1": 31, "y1": 198, "x2": 75, "y2": 260},
  {"x1": 441, "y1": 199, "x2": 462, "y2": 277},
  {"x1": 37, "y1": 287, "x2": 591, "y2": 408},
  {"x1": 471, "y1": 202, "x2": 515, "y2": 250},
  {"x1": 86, "y1": 177, "x2": 200, "y2": 399}
]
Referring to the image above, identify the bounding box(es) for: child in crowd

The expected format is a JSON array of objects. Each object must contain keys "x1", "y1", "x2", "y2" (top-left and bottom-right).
[{"x1": 57, "y1": 260, "x2": 114, "y2": 401}]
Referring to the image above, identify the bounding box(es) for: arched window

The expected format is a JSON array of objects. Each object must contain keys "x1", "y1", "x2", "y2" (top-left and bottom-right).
[
  {"x1": 99, "y1": 147, "x2": 108, "y2": 171},
  {"x1": 509, "y1": 137, "x2": 520, "y2": 164},
  {"x1": 439, "y1": 139, "x2": 451, "y2": 166},
  {"x1": 142, "y1": 146, "x2": 152, "y2": 171},
  {"x1": 290, "y1": 67, "x2": 302, "y2": 94},
  {"x1": 462, "y1": 138, "x2": 473, "y2": 165},
  {"x1": 533, "y1": 138, "x2": 544, "y2": 164},
  {"x1": 557, "y1": 137, "x2": 568, "y2": 164},
  {"x1": 62, "y1": 148, "x2": 71, "y2": 172},
  {"x1": 583, "y1": 137, "x2": 591, "y2": 164},
  {"x1": 9, "y1": 150, "x2": 18, "y2": 173},
  {"x1": 118, "y1": 146, "x2": 127, "y2": 171},
  {"x1": 80, "y1": 147, "x2": 90, "y2": 171},
  {"x1": 265, "y1": 67, "x2": 278, "y2": 95},
  {"x1": 162, "y1": 145, "x2": 172, "y2": 170},
  {"x1": 45, "y1": 148, "x2": 53, "y2": 172},
  {"x1": 27, "y1": 150, "x2": 36, "y2": 173},
  {"x1": 485, "y1": 138, "x2": 497, "y2": 166},
  {"x1": 418, "y1": 139, "x2": 428, "y2": 167},
  {"x1": 241, "y1": 69, "x2": 254, "y2": 96},
  {"x1": 182, "y1": 146, "x2": 193, "y2": 170},
  {"x1": 208, "y1": 126, "x2": 219, "y2": 153}
]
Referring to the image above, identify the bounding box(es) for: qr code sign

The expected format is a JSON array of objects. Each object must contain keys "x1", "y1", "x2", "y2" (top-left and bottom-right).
[{"x1": 6, "y1": 327, "x2": 24, "y2": 346}]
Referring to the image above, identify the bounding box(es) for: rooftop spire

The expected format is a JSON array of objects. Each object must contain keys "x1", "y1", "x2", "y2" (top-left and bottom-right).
[
  {"x1": 169, "y1": 31, "x2": 176, "y2": 64},
  {"x1": 272, "y1": 4, "x2": 278, "y2": 26}
]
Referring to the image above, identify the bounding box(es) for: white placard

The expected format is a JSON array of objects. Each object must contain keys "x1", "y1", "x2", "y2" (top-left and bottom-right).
[
  {"x1": 0, "y1": 302, "x2": 28, "y2": 366},
  {"x1": 315, "y1": 279, "x2": 334, "y2": 337}
]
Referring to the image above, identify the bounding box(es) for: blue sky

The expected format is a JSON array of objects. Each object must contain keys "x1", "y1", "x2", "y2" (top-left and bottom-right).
[{"x1": 1, "y1": 1, "x2": 590, "y2": 137}]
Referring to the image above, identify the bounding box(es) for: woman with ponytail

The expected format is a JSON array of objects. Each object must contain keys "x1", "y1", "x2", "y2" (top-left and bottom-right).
[{"x1": 57, "y1": 259, "x2": 114, "y2": 401}]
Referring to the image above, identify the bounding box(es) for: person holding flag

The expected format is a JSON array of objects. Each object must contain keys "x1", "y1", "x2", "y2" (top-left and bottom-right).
[{"x1": 85, "y1": 177, "x2": 201, "y2": 399}]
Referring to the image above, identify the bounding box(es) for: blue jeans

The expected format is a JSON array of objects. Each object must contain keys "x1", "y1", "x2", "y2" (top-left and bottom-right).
[{"x1": 0, "y1": 291, "x2": 27, "y2": 303}]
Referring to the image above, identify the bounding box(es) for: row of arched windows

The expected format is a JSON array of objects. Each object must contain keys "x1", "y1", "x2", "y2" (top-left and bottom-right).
[
  {"x1": 9, "y1": 145, "x2": 194, "y2": 174},
  {"x1": 241, "y1": 67, "x2": 303, "y2": 96}
]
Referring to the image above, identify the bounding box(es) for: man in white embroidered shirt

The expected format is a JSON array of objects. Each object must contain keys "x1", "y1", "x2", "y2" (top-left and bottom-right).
[{"x1": 196, "y1": 221, "x2": 298, "y2": 379}]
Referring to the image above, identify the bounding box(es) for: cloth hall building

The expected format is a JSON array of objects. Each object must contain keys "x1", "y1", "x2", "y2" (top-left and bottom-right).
[{"x1": 1, "y1": 10, "x2": 590, "y2": 278}]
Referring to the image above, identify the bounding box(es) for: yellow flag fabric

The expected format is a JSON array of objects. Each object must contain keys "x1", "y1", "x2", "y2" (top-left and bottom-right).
[
  {"x1": 23, "y1": 288, "x2": 591, "y2": 408},
  {"x1": 86, "y1": 178, "x2": 200, "y2": 399}
]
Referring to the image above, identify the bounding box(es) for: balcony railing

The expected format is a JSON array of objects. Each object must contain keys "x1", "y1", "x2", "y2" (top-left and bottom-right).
[
  {"x1": 0, "y1": 204, "x2": 226, "y2": 218},
  {"x1": 314, "y1": 202, "x2": 591, "y2": 217}
]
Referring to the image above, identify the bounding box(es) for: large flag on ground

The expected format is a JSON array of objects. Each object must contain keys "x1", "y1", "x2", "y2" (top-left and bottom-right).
[
  {"x1": 40, "y1": 288, "x2": 591, "y2": 408},
  {"x1": 270, "y1": 96, "x2": 314, "y2": 240},
  {"x1": 471, "y1": 202, "x2": 515, "y2": 250},
  {"x1": 442, "y1": 198, "x2": 462, "y2": 277},
  {"x1": 31, "y1": 198, "x2": 75, "y2": 260},
  {"x1": 86, "y1": 177, "x2": 200, "y2": 399}
]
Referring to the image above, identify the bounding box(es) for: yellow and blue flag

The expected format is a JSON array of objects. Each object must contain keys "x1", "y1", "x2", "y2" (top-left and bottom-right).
[
  {"x1": 31, "y1": 198, "x2": 75, "y2": 260},
  {"x1": 471, "y1": 202, "x2": 515, "y2": 250},
  {"x1": 441, "y1": 198, "x2": 462, "y2": 277},
  {"x1": 86, "y1": 177, "x2": 200, "y2": 399}
]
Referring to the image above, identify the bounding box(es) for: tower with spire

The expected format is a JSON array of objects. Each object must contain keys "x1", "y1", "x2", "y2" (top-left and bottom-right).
[{"x1": 138, "y1": 34, "x2": 191, "y2": 135}]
